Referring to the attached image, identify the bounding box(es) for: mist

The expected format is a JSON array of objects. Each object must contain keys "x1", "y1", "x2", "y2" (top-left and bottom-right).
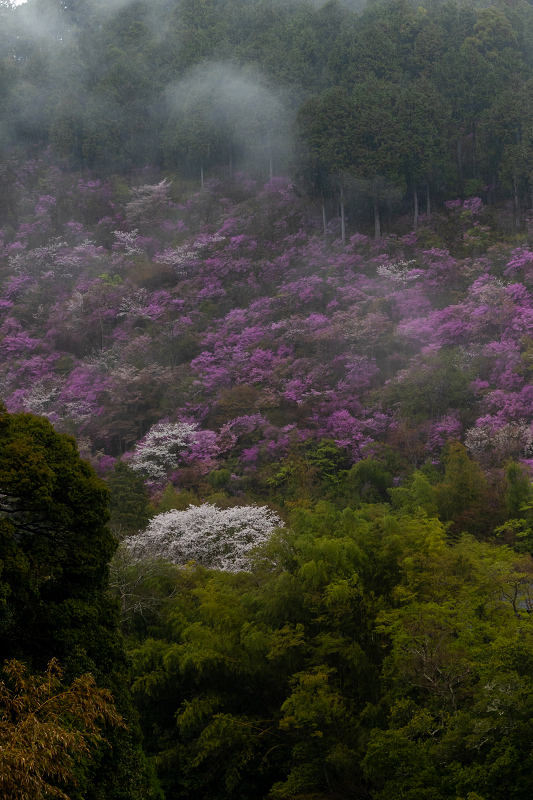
[{"x1": 165, "y1": 63, "x2": 295, "y2": 182}]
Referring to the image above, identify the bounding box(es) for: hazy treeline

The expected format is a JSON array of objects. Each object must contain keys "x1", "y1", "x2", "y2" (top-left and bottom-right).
[{"x1": 3, "y1": 0, "x2": 533, "y2": 224}]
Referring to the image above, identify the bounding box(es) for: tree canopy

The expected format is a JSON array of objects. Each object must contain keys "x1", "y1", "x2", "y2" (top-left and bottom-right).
[{"x1": 0, "y1": 405, "x2": 162, "y2": 800}]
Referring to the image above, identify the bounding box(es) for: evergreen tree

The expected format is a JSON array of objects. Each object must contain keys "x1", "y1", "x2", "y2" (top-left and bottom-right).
[
  {"x1": 0, "y1": 406, "x2": 162, "y2": 800},
  {"x1": 107, "y1": 460, "x2": 151, "y2": 538}
]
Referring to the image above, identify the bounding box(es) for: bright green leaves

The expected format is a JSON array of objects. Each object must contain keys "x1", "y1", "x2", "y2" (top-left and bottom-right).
[
  {"x1": 128, "y1": 569, "x2": 298, "y2": 799},
  {"x1": 279, "y1": 666, "x2": 345, "y2": 737},
  {"x1": 126, "y1": 501, "x2": 455, "y2": 797},
  {"x1": 365, "y1": 535, "x2": 533, "y2": 799},
  {"x1": 266, "y1": 623, "x2": 306, "y2": 662},
  {"x1": 297, "y1": 536, "x2": 361, "y2": 589},
  {"x1": 379, "y1": 599, "x2": 481, "y2": 713},
  {"x1": 390, "y1": 470, "x2": 439, "y2": 517},
  {"x1": 272, "y1": 666, "x2": 355, "y2": 798},
  {"x1": 123, "y1": 471, "x2": 533, "y2": 800}
]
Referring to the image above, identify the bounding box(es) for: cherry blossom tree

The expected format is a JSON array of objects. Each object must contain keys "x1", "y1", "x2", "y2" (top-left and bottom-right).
[
  {"x1": 465, "y1": 421, "x2": 533, "y2": 465},
  {"x1": 125, "y1": 180, "x2": 172, "y2": 226},
  {"x1": 129, "y1": 420, "x2": 200, "y2": 482},
  {"x1": 126, "y1": 504, "x2": 284, "y2": 571}
]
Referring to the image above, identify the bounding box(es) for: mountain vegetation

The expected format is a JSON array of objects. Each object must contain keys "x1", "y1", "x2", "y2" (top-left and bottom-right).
[
  {"x1": 1, "y1": 0, "x2": 533, "y2": 223},
  {"x1": 4, "y1": 0, "x2": 533, "y2": 798}
]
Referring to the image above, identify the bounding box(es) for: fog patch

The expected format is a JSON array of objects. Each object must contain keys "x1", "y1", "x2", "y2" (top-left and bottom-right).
[{"x1": 164, "y1": 63, "x2": 295, "y2": 181}]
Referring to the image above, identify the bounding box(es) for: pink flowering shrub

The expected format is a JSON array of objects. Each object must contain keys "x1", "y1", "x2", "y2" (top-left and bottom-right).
[{"x1": 3, "y1": 155, "x2": 533, "y2": 490}]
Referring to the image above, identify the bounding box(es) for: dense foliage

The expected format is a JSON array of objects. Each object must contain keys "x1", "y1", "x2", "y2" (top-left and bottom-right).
[
  {"x1": 3, "y1": 161, "x2": 533, "y2": 496},
  {"x1": 125, "y1": 506, "x2": 533, "y2": 800},
  {"x1": 0, "y1": 406, "x2": 162, "y2": 799},
  {"x1": 5, "y1": 145, "x2": 533, "y2": 797},
  {"x1": 0, "y1": 658, "x2": 124, "y2": 800}
]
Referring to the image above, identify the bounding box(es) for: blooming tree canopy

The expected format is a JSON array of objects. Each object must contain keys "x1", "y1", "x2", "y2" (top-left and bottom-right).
[
  {"x1": 126, "y1": 504, "x2": 284, "y2": 571},
  {"x1": 465, "y1": 420, "x2": 533, "y2": 465},
  {"x1": 129, "y1": 421, "x2": 199, "y2": 482}
]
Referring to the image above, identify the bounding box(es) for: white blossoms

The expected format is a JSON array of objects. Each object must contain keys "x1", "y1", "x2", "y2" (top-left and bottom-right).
[
  {"x1": 130, "y1": 421, "x2": 198, "y2": 482},
  {"x1": 126, "y1": 503, "x2": 283, "y2": 572},
  {"x1": 465, "y1": 421, "x2": 533, "y2": 462},
  {"x1": 113, "y1": 229, "x2": 143, "y2": 255},
  {"x1": 376, "y1": 259, "x2": 417, "y2": 284}
]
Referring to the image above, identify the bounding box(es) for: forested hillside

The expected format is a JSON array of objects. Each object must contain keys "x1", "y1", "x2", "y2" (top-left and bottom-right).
[
  {"x1": 4, "y1": 0, "x2": 533, "y2": 798},
  {"x1": 3, "y1": 0, "x2": 533, "y2": 225}
]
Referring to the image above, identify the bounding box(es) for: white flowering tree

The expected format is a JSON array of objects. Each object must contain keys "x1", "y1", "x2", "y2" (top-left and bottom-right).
[
  {"x1": 125, "y1": 180, "x2": 172, "y2": 225},
  {"x1": 465, "y1": 421, "x2": 533, "y2": 465},
  {"x1": 112, "y1": 229, "x2": 143, "y2": 255},
  {"x1": 129, "y1": 421, "x2": 198, "y2": 482},
  {"x1": 376, "y1": 259, "x2": 417, "y2": 284},
  {"x1": 126, "y1": 504, "x2": 284, "y2": 572}
]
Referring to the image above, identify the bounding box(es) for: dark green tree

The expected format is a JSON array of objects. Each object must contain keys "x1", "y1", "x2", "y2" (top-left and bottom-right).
[
  {"x1": 505, "y1": 460, "x2": 533, "y2": 520},
  {"x1": 0, "y1": 406, "x2": 162, "y2": 800},
  {"x1": 106, "y1": 460, "x2": 151, "y2": 538},
  {"x1": 296, "y1": 87, "x2": 356, "y2": 242},
  {"x1": 434, "y1": 440, "x2": 493, "y2": 538},
  {"x1": 479, "y1": 81, "x2": 533, "y2": 227},
  {"x1": 345, "y1": 458, "x2": 393, "y2": 505},
  {"x1": 395, "y1": 78, "x2": 451, "y2": 225}
]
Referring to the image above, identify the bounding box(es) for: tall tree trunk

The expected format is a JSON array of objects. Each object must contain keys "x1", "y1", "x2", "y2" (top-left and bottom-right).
[
  {"x1": 200, "y1": 157, "x2": 204, "y2": 191},
  {"x1": 514, "y1": 175, "x2": 520, "y2": 230},
  {"x1": 413, "y1": 186, "x2": 419, "y2": 230},
  {"x1": 268, "y1": 144, "x2": 273, "y2": 181},
  {"x1": 374, "y1": 200, "x2": 381, "y2": 239},
  {"x1": 322, "y1": 195, "x2": 327, "y2": 236},
  {"x1": 472, "y1": 121, "x2": 477, "y2": 177},
  {"x1": 426, "y1": 180, "x2": 430, "y2": 216},
  {"x1": 457, "y1": 138, "x2": 462, "y2": 179},
  {"x1": 229, "y1": 149, "x2": 233, "y2": 179},
  {"x1": 340, "y1": 185, "x2": 346, "y2": 246},
  {"x1": 488, "y1": 176, "x2": 496, "y2": 206}
]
